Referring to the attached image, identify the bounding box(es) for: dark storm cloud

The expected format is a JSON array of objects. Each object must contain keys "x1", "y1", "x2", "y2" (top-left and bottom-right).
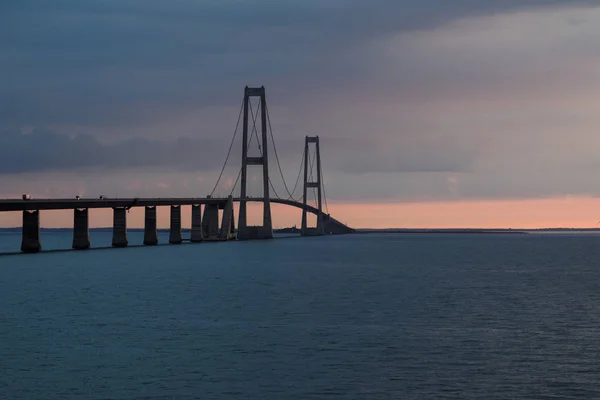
[
  {"x1": 0, "y1": 0, "x2": 595, "y2": 128},
  {"x1": 0, "y1": 128, "x2": 234, "y2": 173}
]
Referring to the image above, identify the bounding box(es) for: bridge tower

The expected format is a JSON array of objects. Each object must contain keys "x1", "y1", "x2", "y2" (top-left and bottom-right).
[
  {"x1": 301, "y1": 135, "x2": 325, "y2": 236},
  {"x1": 237, "y1": 86, "x2": 273, "y2": 240}
]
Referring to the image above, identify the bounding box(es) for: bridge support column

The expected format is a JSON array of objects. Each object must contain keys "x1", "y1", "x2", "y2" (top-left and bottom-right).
[
  {"x1": 229, "y1": 200, "x2": 236, "y2": 238},
  {"x1": 72, "y1": 208, "x2": 90, "y2": 250},
  {"x1": 219, "y1": 195, "x2": 236, "y2": 240},
  {"x1": 202, "y1": 203, "x2": 220, "y2": 241},
  {"x1": 301, "y1": 135, "x2": 325, "y2": 236},
  {"x1": 190, "y1": 205, "x2": 203, "y2": 242},
  {"x1": 169, "y1": 205, "x2": 182, "y2": 244},
  {"x1": 112, "y1": 207, "x2": 128, "y2": 247},
  {"x1": 144, "y1": 206, "x2": 158, "y2": 245},
  {"x1": 21, "y1": 210, "x2": 41, "y2": 253},
  {"x1": 237, "y1": 86, "x2": 273, "y2": 240}
]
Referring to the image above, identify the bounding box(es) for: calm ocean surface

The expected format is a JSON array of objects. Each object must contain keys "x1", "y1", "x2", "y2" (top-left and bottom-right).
[{"x1": 2, "y1": 232, "x2": 600, "y2": 399}]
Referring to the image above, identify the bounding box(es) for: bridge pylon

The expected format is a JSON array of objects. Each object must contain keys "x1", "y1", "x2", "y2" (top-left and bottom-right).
[
  {"x1": 237, "y1": 86, "x2": 273, "y2": 240},
  {"x1": 301, "y1": 135, "x2": 325, "y2": 236}
]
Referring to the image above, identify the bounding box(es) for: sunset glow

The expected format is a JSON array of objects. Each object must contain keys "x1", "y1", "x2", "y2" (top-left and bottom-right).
[{"x1": 1, "y1": 197, "x2": 599, "y2": 230}]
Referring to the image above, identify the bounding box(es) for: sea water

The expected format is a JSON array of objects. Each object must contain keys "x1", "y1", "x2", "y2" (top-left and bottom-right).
[{"x1": 1, "y1": 232, "x2": 600, "y2": 399}]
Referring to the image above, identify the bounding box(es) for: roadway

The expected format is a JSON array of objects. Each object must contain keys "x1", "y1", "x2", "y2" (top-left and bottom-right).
[{"x1": 0, "y1": 197, "x2": 354, "y2": 232}]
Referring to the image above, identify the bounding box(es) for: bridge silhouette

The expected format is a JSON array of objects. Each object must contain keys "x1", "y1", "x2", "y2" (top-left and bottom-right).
[{"x1": 0, "y1": 87, "x2": 354, "y2": 253}]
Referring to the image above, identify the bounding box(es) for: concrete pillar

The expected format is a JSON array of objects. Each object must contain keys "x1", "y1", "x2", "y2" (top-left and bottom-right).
[
  {"x1": 144, "y1": 206, "x2": 158, "y2": 245},
  {"x1": 202, "y1": 203, "x2": 220, "y2": 241},
  {"x1": 112, "y1": 207, "x2": 128, "y2": 247},
  {"x1": 72, "y1": 208, "x2": 90, "y2": 250},
  {"x1": 191, "y1": 205, "x2": 203, "y2": 242},
  {"x1": 21, "y1": 210, "x2": 41, "y2": 253},
  {"x1": 169, "y1": 205, "x2": 182, "y2": 244},
  {"x1": 219, "y1": 195, "x2": 236, "y2": 240},
  {"x1": 229, "y1": 201, "x2": 236, "y2": 237}
]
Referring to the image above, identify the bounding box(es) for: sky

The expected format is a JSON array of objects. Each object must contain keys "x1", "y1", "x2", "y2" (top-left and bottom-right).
[{"x1": 2, "y1": 0, "x2": 600, "y2": 228}]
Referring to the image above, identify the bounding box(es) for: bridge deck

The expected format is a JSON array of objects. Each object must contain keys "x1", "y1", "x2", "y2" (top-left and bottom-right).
[
  {"x1": 0, "y1": 197, "x2": 307, "y2": 212},
  {"x1": 0, "y1": 197, "x2": 354, "y2": 233},
  {"x1": 0, "y1": 197, "x2": 228, "y2": 212}
]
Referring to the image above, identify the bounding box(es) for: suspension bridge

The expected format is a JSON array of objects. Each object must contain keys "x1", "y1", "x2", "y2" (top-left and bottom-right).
[{"x1": 0, "y1": 87, "x2": 354, "y2": 253}]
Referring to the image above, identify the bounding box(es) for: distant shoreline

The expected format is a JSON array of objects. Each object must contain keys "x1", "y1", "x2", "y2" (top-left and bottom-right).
[
  {"x1": 356, "y1": 229, "x2": 528, "y2": 234},
  {"x1": 355, "y1": 228, "x2": 600, "y2": 234}
]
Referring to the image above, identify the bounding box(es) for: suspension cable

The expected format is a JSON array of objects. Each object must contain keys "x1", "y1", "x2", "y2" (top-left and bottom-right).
[
  {"x1": 307, "y1": 144, "x2": 329, "y2": 214},
  {"x1": 265, "y1": 103, "x2": 294, "y2": 199},
  {"x1": 249, "y1": 99, "x2": 283, "y2": 201},
  {"x1": 269, "y1": 177, "x2": 283, "y2": 199},
  {"x1": 229, "y1": 100, "x2": 261, "y2": 197},
  {"x1": 219, "y1": 96, "x2": 311, "y2": 205},
  {"x1": 287, "y1": 148, "x2": 304, "y2": 202},
  {"x1": 320, "y1": 151, "x2": 330, "y2": 215},
  {"x1": 249, "y1": 99, "x2": 264, "y2": 197},
  {"x1": 308, "y1": 146, "x2": 318, "y2": 204},
  {"x1": 210, "y1": 98, "x2": 244, "y2": 196},
  {"x1": 229, "y1": 168, "x2": 242, "y2": 196},
  {"x1": 248, "y1": 99, "x2": 262, "y2": 155}
]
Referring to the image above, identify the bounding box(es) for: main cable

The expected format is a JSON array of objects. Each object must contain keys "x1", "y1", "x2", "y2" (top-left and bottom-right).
[
  {"x1": 210, "y1": 98, "x2": 244, "y2": 197},
  {"x1": 269, "y1": 177, "x2": 283, "y2": 199},
  {"x1": 265, "y1": 103, "x2": 294, "y2": 199},
  {"x1": 287, "y1": 148, "x2": 304, "y2": 202}
]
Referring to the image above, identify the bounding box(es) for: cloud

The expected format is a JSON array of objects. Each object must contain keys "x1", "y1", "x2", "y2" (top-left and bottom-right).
[
  {"x1": 0, "y1": 128, "x2": 236, "y2": 173},
  {"x1": 0, "y1": 127, "x2": 481, "y2": 176},
  {"x1": 2, "y1": 1, "x2": 600, "y2": 206},
  {"x1": 1, "y1": 0, "x2": 596, "y2": 129}
]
